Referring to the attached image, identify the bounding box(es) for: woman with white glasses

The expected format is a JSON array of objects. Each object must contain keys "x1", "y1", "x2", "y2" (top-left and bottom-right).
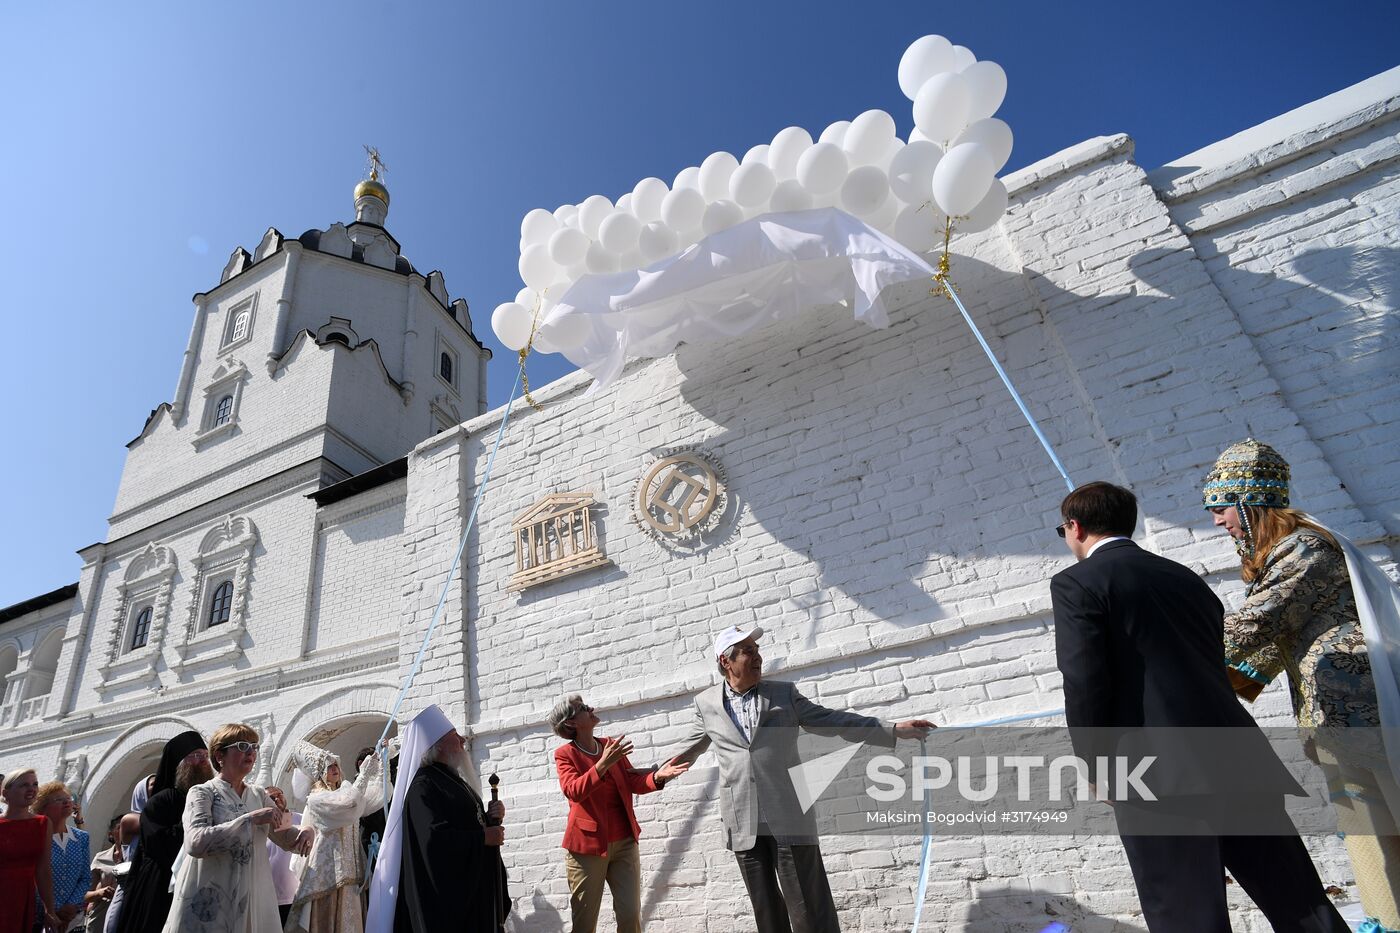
[{"x1": 164, "y1": 723, "x2": 315, "y2": 933}]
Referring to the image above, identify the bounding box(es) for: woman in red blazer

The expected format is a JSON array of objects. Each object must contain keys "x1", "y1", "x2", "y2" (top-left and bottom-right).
[{"x1": 550, "y1": 694, "x2": 689, "y2": 933}]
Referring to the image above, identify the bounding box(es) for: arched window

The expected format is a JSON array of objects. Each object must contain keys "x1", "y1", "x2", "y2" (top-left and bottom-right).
[
  {"x1": 214, "y1": 395, "x2": 234, "y2": 427},
  {"x1": 231, "y1": 309, "x2": 250, "y2": 343},
  {"x1": 439, "y1": 351, "x2": 454, "y2": 385},
  {"x1": 130, "y1": 607, "x2": 153, "y2": 650},
  {"x1": 208, "y1": 580, "x2": 233, "y2": 627},
  {"x1": 323, "y1": 331, "x2": 350, "y2": 346}
]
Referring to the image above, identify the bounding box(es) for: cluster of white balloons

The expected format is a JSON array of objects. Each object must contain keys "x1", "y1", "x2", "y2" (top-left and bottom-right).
[{"x1": 493, "y1": 34, "x2": 1012, "y2": 355}]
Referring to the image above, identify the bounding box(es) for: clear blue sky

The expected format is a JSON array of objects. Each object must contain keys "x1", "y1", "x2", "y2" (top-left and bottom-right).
[{"x1": 1, "y1": 2, "x2": 1396, "y2": 607}]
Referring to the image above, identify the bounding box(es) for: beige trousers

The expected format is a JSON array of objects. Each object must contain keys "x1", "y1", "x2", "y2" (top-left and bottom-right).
[
  {"x1": 1321, "y1": 749, "x2": 1400, "y2": 926},
  {"x1": 565, "y1": 837, "x2": 642, "y2": 933}
]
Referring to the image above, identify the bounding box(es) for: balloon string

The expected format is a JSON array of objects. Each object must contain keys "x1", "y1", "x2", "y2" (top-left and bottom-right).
[
  {"x1": 932, "y1": 267, "x2": 1075, "y2": 491},
  {"x1": 517, "y1": 294, "x2": 545, "y2": 413},
  {"x1": 375, "y1": 363, "x2": 526, "y2": 754}
]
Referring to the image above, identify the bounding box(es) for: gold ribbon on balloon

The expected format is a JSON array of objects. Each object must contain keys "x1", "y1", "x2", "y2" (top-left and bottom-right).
[{"x1": 516, "y1": 293, "x2": 548, "y2": 413}]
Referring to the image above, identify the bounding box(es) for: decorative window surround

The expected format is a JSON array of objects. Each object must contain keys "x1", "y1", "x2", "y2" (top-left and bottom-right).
[
  {"x1": 315, "y1": 317, "x2": 360, "y2": 348},
  {"x1": 96, "y1": 543, "x2": 178, "y2": 695},
  {"x1": 429, "y1": 394, "x2": 461, "y2": 437},
  {"x1": 193, "y1": 358, "x2": 250, "y2": 446},
  {"x1": 435, "y1": 332, "x2": 459, "y2": 396},
  {"x1": 172, "y1": 516, "x2": 258, "y2": 675},
  {"x1": 220, "y1": 294, "x2": 257, "y2": 352}
]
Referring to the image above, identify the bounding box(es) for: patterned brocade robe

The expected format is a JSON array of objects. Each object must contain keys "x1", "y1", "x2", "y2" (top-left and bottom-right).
[
  {"x1": 1224, "y1": 529, "x2": 1380, "y2": 734},
  {"x1": 164, "y1": 777, "x2": 306, "y2": 933},
  {"x1": 284, "y1": 753, "x2": 387, "y2": 933}
]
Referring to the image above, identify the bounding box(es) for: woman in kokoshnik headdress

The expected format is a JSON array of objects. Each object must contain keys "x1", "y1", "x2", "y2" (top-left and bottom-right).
[
  {"x1": 283, "y1": 737, "x2": 396, "y2": 933},
  {"x1": 1204, "y1": 438, "x2": 1400, "y2": 930}
]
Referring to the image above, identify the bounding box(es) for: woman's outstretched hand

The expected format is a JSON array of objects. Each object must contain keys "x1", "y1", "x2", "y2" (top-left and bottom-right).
[{"x1": 655, "y1": 758, "x2": 691, "y2": 786}]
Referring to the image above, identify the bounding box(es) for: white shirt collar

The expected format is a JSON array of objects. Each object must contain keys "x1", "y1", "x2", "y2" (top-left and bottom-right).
[
  {"x1": 1086, "y1": 536, "x2": 1131, "y2": 558},
  {"x1": 54, "y1": 830, "x2": 73, "y2": 850}
]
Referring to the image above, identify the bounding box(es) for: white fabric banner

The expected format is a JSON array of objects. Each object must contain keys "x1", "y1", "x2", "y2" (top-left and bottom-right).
[{"x1": 543, "y1": 208, "x2": 937, "y2": 392}]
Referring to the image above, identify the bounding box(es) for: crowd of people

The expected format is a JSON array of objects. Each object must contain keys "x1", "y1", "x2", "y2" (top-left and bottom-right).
[{"x1": 2, "y1": 438, "x2": 1397, "y2": 933}]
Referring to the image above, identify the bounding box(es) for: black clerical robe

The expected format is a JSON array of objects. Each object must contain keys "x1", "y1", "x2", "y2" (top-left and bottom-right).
[
  {"x1": 394, "y1": 761, "x2": 509, "y2": 932},
  {"x1": 114, "y1": 788, "x2": 186, "y2": 933}
]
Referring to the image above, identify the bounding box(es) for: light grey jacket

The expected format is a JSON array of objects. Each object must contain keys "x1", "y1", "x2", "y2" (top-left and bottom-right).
[{"x1": 671, "y1": 678, "x2": 896, "y2": 851}]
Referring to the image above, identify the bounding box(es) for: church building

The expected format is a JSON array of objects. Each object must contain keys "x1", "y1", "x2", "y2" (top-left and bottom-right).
[{"x1": 2, "y1": 67, "x2": 1397, "y2": 930}]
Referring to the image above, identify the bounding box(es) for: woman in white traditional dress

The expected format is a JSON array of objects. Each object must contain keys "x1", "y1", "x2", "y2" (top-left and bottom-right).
[
  {"x1": 283, "y1": 738, "x2": 394, "y2": 933},
  {"x1": 164, "y1": 723, "x2": 315, "y2": 933}
]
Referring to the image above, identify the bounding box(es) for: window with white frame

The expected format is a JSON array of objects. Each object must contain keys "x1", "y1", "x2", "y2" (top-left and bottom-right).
[
  {"x1": 97, "y1": 543, "x2": 177, "y2": 692},
  {"x1": 435, "y1": 333, "x2": 459, "y2": 394},
  {"x1": 194, "y1": 359, "x2": 249, "y2": 444},
  {"x1": 171, "y1": 517, "x2": 257, "y2": 673},
  {"x1": 221, "y1": 296, "x2": 256, "y2": 349}
]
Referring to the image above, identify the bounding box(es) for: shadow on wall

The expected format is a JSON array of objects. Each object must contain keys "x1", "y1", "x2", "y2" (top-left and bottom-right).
[
  {"x1": 1133, "y1": 243, "x2": 1400, "y2": 539},
  {"x1": 669, "y1": 252, "x2": 1065, "y2": 648},
  {"x1": 962, "y1": 886, "x2": 1147, "y2": 933},
  {"x1": 506, "y1": 890, "x2": 564, "y2": 933}
]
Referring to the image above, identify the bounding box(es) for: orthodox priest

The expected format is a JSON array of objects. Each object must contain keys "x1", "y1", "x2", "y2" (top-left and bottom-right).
[
  {"x1": 366, "y1": 705, "x2": 509, "y2": 933},
  {"x1": 116, "y1": 730, "x2": 210, "y2": 933}
]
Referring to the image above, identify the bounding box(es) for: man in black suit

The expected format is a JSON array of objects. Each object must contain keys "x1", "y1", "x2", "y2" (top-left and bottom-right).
[{"x1": 1051, "y1": 481, "x2": 1346, "y2": 932}]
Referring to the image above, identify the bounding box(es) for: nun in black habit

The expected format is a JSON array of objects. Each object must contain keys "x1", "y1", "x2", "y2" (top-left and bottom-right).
[{"x1": 115, "y1": 729, "x2": 208, "y2": 933}]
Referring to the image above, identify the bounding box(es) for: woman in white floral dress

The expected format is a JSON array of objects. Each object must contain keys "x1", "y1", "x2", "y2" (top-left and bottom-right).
[
  {"x1": 283, "y1": 739, "x2": 393, "y2": 933},
  {"x1": 164, "y1": 723, "x2": 315, "y2": 933}
]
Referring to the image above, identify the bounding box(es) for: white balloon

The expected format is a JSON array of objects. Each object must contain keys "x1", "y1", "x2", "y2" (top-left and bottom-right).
[
  {"x1": 893, "y1": 202, "x2": 945, "y2": 253},
  {"x1": 913, "y1": 72, "x2": 971, "y2": 144},
  {"x1": 598, "y1": 211, "x2": 642, "y2": 254},
  {"x1": 730, "y1": 162, "x2": 776, "y2": 208},
  {"x1": 539, "y1": 310, "x2": 590, "y2": 352},
  {"x1": 514, "y1": 286, "x2": 536, "y2": 308},
  {"x1": 518, "y1": 244, "x2": 558, "y2": 290},
  {"x1": 768, "y1": 126, "x2": 813, "y2": 180},
  {"x1": 931, "y1": 142, "x2": 996, "y2": 217},
  {"x1": 888, "y1": 140, "x2": 944, "y2": 203},
  {"x1": 898, "y1": 35, "x2": 955, "y2": 100},
  {"x1": 819, "y1": 120, "x2": 850, "y2": 146},
  {"x1": 742, "y1": 144, "x2": 770, "y2": 165},
  {"x1": 958, "y1": 177, "x2": 1008, "y2": 233},
  {"x1": 954, "y1": 118, "x2": 1013, "y2": 172},
  {"x1": 796, "y1": 142, "x2": 849, "y2": 194},
  {"x1": 661, "y1": 186, "x2": 705, "y2": 232},
  {"x1": 839, "y1": 165, "x2": 890, "y2": 218},
  {"x1": 530, "y1": 329, "x2": 558, "y2": 355},
  {"x1": 869, "y1": 194, "x2": 900, "y2": 235},
  {"x1": 672, "y1": 166, "x2": 701, "y2": 191},
  {"x1": 491, "y1": 301, "x2": 534, "y2": 352},
  {"x1": 553, "y1": 204, "x2": 579, "y2": 227},
  {"x1": 547, "y1": 226, "x2": 590, "y2": 267},
  {"x1": 520, "y1": 208, "x2": 558, "y2": 245},
  {"x1": 615, "y1": 193, "x2": 634, "y2": 214},
  {"x1": 962, "y1": 60, "x2": 1008, "y2": 121},
  {"x1": 584, "y1": 240, "x2": 619, "y2": 275},
  {"x1": 909, "y1": 127, "x2": 934, "y2": 145},
  {"x1": 578, "y1": 195, "x2": 614, "y2": 238},
  {"x1": 631, "y1": 177, "x2": 669, "y2": 223},
  {"x1": 702, "y1": 199, "x2": 745, "y2": 236},
  {"x1": 951, "y1": 45, "x2": 977, "y2": 72},
  {"x1": 617, "y1": 249, "x2": 644, "y2": 272},
  {"x1": 844, "y1": 109, "x2": 897, "y2": 166},
  {"x1": 563, "y1": 261, "x2": 588, "y2": 282},
  {"x1": 638, "y1": 221, "x2": 679, "y2": 263},
  {"x1": 699, "y1": 151, "x2": 739, "y2": 201},
  {"x1": 769, "y1": 179, "x2": 814, "y2": 212}
]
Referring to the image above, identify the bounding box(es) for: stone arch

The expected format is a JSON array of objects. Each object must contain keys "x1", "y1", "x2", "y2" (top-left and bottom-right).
[
  {"x1": 269, "y1": 681, "x2": 399, "y2": 803},
  {"x1": 22, "y1": 627, "x2": 65, "y2": 699},
  {"x1": 81, "y1": 715, "x2": 200, "y2": 860},
  {"x1": 0, "y1": 640, "x2": 18, "y2": 700}
]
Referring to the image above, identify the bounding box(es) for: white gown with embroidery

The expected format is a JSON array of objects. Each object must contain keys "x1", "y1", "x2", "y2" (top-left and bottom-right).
[
  {"x1": 164, "y1": 777, "x2": 304, "y2": 933},
  {"x1": 284, "y1": 753, "x2": 387, "y2": 933}
]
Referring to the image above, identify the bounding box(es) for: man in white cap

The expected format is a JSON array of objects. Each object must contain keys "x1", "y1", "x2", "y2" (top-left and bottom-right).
[
  {"x1": 366, "y1": 704, "x2": 508, "y2": 933},
  {"x1": 667, "y1": 625, "x2": 934, "y2": 933}
]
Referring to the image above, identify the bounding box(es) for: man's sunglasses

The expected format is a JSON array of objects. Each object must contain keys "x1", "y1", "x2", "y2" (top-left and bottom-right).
[{"x1": 1055, "y1": 521, "x2": 1073, "y2": 538}]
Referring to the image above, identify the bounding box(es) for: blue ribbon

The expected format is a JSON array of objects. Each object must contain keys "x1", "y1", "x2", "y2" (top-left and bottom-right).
[
  {"x1": 910, "y1": 707, "x2": 1066, "y2": 933},
  {"x1": 942, "y1": 279, "x2": 1075, "y2": 492},
  {"x1": 371, "y1": 366, "x2": 526, "y2": 824}
]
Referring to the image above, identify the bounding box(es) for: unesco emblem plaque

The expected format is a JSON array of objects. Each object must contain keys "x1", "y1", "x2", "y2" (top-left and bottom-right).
[{"x1": 633, "y1": 449, "x2": 730, "y2": 550}]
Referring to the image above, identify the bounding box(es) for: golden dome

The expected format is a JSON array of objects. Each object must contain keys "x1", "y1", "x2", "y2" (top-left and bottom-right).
[{"x1": 354, "y1": 177, "x2": 390, "y2": 206}]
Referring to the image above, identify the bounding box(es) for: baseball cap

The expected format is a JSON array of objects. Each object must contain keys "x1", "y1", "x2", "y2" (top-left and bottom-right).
[{"x1": 713, "y1": 624, "x2": 764, "y2": 659}]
